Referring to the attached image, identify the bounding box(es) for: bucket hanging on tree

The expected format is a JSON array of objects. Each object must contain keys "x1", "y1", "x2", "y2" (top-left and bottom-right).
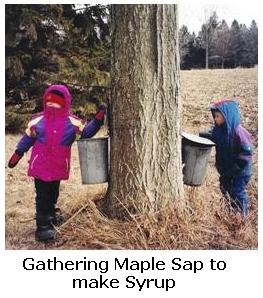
[
  {"x1": 77, "y1": 137, "x2": 109, "y2": 184},
  {"x1": 182, "y1": 132, "x2": 215, "y2": 186}
]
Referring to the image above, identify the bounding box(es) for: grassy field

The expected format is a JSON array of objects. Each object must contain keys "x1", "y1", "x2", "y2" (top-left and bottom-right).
[{"x1": 5, "y1": 68, "x2": 258, "y2": 249}]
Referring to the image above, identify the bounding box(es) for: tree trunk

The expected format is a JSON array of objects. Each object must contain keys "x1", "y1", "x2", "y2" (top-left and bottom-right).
[
  {"x1": 221, "y1": 57, "x2": 224, "y2": 69},
  {"x1": 106, "y1": 4, "x2": 183, "y2": 217},
  {"x1": 205, "y1": 31, "x2": 209, "y2": 69}
]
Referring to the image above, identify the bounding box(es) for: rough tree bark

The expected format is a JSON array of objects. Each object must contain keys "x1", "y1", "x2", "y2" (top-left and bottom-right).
[{"x1": 105, "y1": 4, "x2": 183, "y2": 217}]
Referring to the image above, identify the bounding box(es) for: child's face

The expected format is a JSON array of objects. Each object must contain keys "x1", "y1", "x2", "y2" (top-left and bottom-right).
[
  {"x1": 214, "y1": 111, "x2": 225, "y2": 126},
  {"x1": 46, "y1": 102, "x2": 63, "y2": 109}
]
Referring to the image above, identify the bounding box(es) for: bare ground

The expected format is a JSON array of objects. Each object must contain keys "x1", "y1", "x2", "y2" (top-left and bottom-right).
[{"x1": 5, "y1": 68, "x2": 258, "y2": 249}]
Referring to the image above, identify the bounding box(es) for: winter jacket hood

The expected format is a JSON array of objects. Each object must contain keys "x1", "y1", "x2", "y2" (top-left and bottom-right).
[
  {"x1": 43, "y1": 84, "x2": 72, "y2": 117},
  {"x1": 210, "y1": 99, "x2": 240, "y2": 138}
]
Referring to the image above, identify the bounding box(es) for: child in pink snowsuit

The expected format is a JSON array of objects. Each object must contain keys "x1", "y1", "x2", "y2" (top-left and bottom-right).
[{"x1": 8, "y1": 84, "x2": 106, "y2": 242}]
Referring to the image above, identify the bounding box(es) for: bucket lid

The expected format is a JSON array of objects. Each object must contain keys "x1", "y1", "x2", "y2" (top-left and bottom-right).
[
  {"x1": 77, "y1": 136, "x2": 109, "y2": 142},
  {"x1": 182, "y1": 132, "x2": 215, "y2": 146}
]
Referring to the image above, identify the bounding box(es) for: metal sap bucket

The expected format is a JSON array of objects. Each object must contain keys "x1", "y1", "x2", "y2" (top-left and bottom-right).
[
  {"x1": 182, "y1": 132, "x2": 215, "y2": 186},
  {"x1": 77, "y1": 137, "x2": 109, "y2": 184}
]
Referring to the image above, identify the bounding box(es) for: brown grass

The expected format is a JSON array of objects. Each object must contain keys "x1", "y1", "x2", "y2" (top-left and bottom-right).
[{"x1": 5, "y1": 68, "x2": 258, "y2": 250}]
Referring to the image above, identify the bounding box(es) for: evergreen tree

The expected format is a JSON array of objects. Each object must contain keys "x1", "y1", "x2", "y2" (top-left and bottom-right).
[
  {"x1": 5, "y1": 5, "x2": 62, "y2": 105},
  {"x1": 179, "y1": 27, "x2": 205, "y2": 69},
  {"x1": 247, "y1": 20, "x2": 258, "y2": 66},
  {"x1": 228, "y1": 20, "x2": 243, "y2": 67},
  {"x1": 5, "y1": 4, "x2": 110, "y2": 132},
  {"x1": 179, "y1": 25, "x2": 191, "y2": 68}
]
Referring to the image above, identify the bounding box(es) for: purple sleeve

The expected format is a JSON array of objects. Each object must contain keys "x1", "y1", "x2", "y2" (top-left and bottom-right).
[
  {"x1": 16, "y1": 134, "x2": 36, "y2": 154},
  {"x1": 235, "y1": 126, "x2": 252, "y2": 161},
  {"x1": 80, "y1": 119, "x2": 101, "y2": 139}
]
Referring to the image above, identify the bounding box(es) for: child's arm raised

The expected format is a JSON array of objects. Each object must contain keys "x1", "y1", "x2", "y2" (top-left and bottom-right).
[{"x1": 80, "y1": 105, "x2": 106, "y2": 139}]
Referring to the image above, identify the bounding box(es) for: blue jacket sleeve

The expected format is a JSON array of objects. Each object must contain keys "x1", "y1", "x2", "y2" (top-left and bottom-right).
[
  {"x1": 80, "y1": 119, "x2": 102, "y2": 139},
  {"x1": 16, "y1": 134, "x2": 36, "y2": 155},
  {"x1": 199, "y1": 126, "x2": 215, "y2": 141}
]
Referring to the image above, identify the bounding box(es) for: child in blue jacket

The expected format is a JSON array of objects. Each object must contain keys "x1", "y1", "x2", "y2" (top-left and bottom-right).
[{"x1": 200, "y1": 99, "x2": 252, "y2": 216}]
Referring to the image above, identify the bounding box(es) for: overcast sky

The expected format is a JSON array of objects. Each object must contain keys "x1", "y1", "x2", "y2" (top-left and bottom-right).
[{"x1": 178, "y1": 3, "x2": 259, "y2": 33}]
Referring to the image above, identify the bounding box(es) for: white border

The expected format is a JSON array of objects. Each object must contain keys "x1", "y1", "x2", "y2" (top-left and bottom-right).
[{"x1": 1, "y1": 1, "x2": 262, "y2": 297}]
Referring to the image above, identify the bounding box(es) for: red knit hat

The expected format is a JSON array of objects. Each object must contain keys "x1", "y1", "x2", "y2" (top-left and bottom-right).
[{"x1": 45, "y1": 90, "x2": 65, "y2": 107}]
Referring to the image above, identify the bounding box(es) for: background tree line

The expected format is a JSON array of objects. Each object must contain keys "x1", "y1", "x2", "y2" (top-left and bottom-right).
[
  {"x1": 5, "y1": 5, "x2": 258, "y2": 133},
  {"x1": 179, "y1": 12, "x2": 258, "y2": 69}
]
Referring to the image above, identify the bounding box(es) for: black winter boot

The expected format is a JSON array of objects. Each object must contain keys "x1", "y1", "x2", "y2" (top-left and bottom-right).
[
  {"x1": 51, "y1": 208, "x2": 65, "y2": 226},
  {"x1": 35, "y1": 215, "x2": 56, "y2": 242}
]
